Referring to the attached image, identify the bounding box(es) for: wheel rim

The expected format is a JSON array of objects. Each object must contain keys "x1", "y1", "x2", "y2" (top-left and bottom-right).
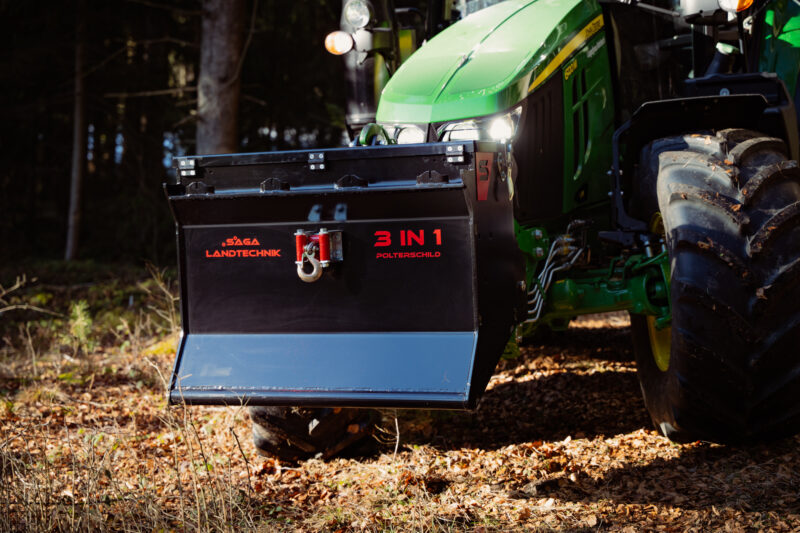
[
  {"x1": 646, "y1": 314, "x2": 671, "y2": 371},
  {"x1": 648, "y1": 213, "x2": 671, "y2": 372}
]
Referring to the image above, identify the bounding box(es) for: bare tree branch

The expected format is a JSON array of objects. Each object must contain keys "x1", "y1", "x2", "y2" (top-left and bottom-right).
[
  {"x1": 0, "y1": 276, "x2": 27, "y2": 307},
  {"x1": 242, "y1": 93, "x2": 267, "y2": 107},
  {"x1": 123, "y1": 0, "x2": 203, "y2": 17},
  {"x1": 63, "y1": 37, "x2": 199, "y2": 88},
  {"x1": 0, "y1": 275, "x2": 64, "y2": 318},
  {"x1": 86, "y1": 37, "x2": 197, "y2": 75},
  {"x1": 0, "y1": 305, "x2": 64, "y2": 318},
  {"x1": 171, "y1": 112, "x2": 198, "y2": 129},
  {"x1": 104, "y1": 86, "x2": 197, "y2": 99}
]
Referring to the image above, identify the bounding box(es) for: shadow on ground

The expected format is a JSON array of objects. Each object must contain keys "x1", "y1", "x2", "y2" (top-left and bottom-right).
[
  {"x1": 389, "y1": 321, "x2": 800, "y2": 516},
  {"x1": 528, "y1": 436, "x2": 800, "y2": 515},
  {"x1": 391, "y1": 325, "x2": 650, "y2": 450}
]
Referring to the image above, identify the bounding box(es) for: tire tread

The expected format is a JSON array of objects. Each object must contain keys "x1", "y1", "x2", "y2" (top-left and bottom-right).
[{"x1": 633, "y1": 130, "x2": 800, "y2": 443}]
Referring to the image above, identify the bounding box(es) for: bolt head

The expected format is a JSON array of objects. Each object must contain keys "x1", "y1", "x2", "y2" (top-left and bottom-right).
[{"x1": 534, "y1": 247, "x2": 545, "y2": 258}]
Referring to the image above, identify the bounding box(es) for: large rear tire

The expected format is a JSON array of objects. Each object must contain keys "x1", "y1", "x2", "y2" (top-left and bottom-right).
[
  {"x1": 633, "y1": 129, "x2": 800, "y2": 443},
  {"x1": 248, "y1": 406, "x2": 374, "y2": 461}
]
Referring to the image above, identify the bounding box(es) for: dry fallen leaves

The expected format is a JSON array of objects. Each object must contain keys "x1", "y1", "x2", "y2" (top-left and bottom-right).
[{"x1": 1, "y1": 311, "x2": 799, "y2": 531}]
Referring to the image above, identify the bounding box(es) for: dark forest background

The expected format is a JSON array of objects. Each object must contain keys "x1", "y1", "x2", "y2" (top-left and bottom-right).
[{"x1": 0, "y1": 0, "x2": 346, "y2": 265}]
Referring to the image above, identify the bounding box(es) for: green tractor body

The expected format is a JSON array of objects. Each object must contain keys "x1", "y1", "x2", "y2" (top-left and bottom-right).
[
  {"x1": 377, "y1": 1, "x2": 606, "y2": 124},
  {"x1": 375, "y1": 0, "x2": 800, "y2": 335},
  {"x1": 166, "y1": 0, "x2": 800, "y2": 458}
]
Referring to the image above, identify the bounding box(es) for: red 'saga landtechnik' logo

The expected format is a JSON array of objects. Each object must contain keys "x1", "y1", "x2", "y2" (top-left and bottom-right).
[{"x1": 205, "y1": 236, "x2": 281, "y2": 259}]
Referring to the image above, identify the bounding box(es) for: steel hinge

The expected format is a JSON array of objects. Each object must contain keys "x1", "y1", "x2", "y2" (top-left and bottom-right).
[{"x1": 308, "y1": 152, "x2": 326, "y2": 170}]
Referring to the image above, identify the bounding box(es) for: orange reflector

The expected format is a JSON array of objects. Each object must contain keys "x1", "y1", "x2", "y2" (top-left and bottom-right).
[{"x1": 325, "y1": 31, "x2": 354, "y2": 55}]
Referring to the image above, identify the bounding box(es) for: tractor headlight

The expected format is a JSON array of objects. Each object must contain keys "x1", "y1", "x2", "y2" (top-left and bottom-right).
[
  {"x1": 344, "y1": 0, "x2": 372, "y2": 29},
  {"x1": 325, "y1": 31, "x2": 355, "y2": 55},
  {"x1": 488, "y1": 115, "x2": 515, "y2": 141},
  {"x1": 438, "y1": 106, "x2": 522, "y2": 142},
  {"x1": 380, "y1": 123, "x2": 427, "y2": 144},
  {"x1": 717, "y1": 0, "x2": 753, "y2": 12}
]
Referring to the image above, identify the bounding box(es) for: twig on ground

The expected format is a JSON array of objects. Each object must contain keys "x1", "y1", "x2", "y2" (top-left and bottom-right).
[
  {"x1": 393, "y1": 410, "x2": 401, "y2": 461},
  {"x1": 231, "y1": 425, "x2": 252, "y2": 498}
]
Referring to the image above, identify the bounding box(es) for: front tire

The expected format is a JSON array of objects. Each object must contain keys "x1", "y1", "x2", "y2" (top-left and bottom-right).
[
  {"x1": 633, "y1": 129, "x2": 800, "y2": 444},
  {"x1": 248, "y1": 406, "x2": 374, "y2": 461}
]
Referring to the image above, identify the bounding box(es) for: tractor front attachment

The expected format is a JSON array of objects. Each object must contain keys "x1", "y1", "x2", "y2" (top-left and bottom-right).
[{"x1": 165, "y1": 142, "x2": 524, "y2": 409}]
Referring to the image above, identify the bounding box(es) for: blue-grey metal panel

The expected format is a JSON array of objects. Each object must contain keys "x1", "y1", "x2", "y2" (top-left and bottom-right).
[{"x1": 170, "y1": 332, "x2": 477, "y2": 407}]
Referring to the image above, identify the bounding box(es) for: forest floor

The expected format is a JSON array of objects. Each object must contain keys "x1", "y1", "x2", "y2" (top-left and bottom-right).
[{"x1": 1, "y1": 264, "x2": 799, "y2": 532}]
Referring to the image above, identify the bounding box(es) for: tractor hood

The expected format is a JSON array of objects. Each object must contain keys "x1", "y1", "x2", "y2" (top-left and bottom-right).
[{"x1": 376, "y1": 0, "x2": 599, "y2": 124}]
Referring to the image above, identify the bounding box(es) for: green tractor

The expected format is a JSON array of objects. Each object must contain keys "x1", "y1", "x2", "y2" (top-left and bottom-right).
[{"x1": 165, "y1": 0, "x2": 800, "y2": 460}]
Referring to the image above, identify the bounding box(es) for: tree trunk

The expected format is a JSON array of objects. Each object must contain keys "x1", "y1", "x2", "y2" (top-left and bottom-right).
[
  {"x1": 197, "y1": 0, "x2": 245, "y2": 155},
  {"x1": 65, "y1": 0, "x2": 87, "y2": 261}
]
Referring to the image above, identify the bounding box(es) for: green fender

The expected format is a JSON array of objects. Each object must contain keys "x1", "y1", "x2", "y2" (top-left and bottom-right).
[{"x1": 759, "y1": 0, "x2": 800, "y2": 99}]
